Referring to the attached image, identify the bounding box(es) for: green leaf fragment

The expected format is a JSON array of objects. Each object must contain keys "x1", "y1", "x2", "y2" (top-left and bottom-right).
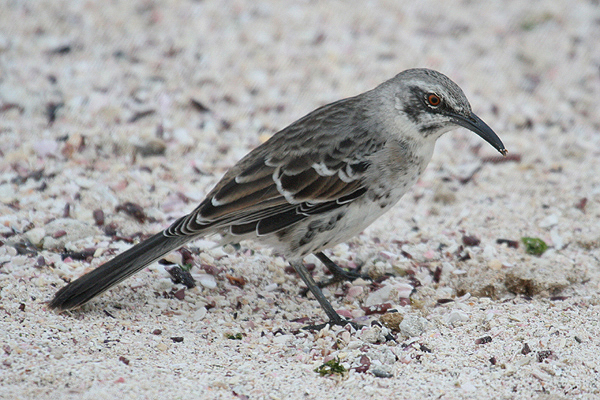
[
  {"x1": 521, "y1": 237, "x2": 548, "y2": 256},
  {"x1": 179, "y1": 263, "x2": 193, "y2": 272},
  {"x1": 314, "y1": 359, "x2": 346, "y2": 376},
  {"x1": 226, "y1": 333, "x2": 243, "y2": 340}
]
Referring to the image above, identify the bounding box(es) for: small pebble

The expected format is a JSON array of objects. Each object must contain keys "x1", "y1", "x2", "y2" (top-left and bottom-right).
[
  {"x1": 32, "y1": 139, "x2": 58, "y2": 157},
  {"x1": 399, "y1": 315, "x2": 429, "y2": 338},
  {"x1": 347, "y1": 285, "x2": 363, "y2": 298},
  {"x1": 263, "y1": 283, "x2": 278, "y2": 292},
  {"x1": 197, "y1": 274, "x2": 217, "y2": 289},
  {"x1": 380, "y1": 312, "x2": 403, "y2": 331},
  {"x1": 364, "y1": 285, "x2": 393, "y2": 306},
  {"x1": 25, "y1": 228, "x2": 46, "y2": 246},
  {"x1": 370, "y1": 368, "x2": 393, "y2": 378},
  {"x1": 462, "y1": 235, "x2": 481, "y2": 247},
  {"x1": 396, "y1": 283, "x2": 413, "y2": 299},
  {"x1": 444, "y1": 310, "x2": 469, "y2": 325},
  {"x1": 488, "y1": 259, "x2": 503, "y2": 270},
  {"x1": 272, "y1": 334, "x2": 293, "y2": 344},
  {"x1": 193, "y1": 307, "x2": 207, "y2": 321},
  {"x1": 475, "y1": 336, "x2": 493, "y2": 345},
  {"x1": 156, "y1": 343, "x2": 168, "y2": 351},
  {"x1": 539, "y1": 214, "x2": 559, "y2": 229}
]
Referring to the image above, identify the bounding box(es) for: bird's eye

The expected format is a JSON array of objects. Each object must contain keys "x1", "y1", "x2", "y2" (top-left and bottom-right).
[{"x1": 426, "y1": 93, "x2": 441, "y2": 107}]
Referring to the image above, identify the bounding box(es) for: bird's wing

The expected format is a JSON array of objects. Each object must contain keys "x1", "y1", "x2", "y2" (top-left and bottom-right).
[{"x1": 165, "y1": 96, "x2": 386, "y2": 237}]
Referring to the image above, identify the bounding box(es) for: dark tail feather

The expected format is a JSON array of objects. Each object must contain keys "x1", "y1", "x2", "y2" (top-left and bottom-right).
[{"x1": 49, "y1": 232, "x2": 192, "y2": 310}]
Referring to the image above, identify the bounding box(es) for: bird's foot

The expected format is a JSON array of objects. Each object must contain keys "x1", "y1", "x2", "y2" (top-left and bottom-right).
[
  {"x1": 298, "y1": 252, "x2": 371, "y2": 296},
  {"x1": 301, "y1": 316, "x2": 362, "y2": 332}
]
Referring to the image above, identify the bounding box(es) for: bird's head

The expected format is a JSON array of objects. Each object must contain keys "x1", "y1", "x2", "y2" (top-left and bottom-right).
[{"x1": 385, "y1": 68, "x2": 507, "y2": 156}]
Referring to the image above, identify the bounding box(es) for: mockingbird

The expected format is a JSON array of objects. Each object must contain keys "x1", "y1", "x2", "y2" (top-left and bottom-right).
[{"x1": 50, "y1": 68, "x2": 506, "y2": 329}]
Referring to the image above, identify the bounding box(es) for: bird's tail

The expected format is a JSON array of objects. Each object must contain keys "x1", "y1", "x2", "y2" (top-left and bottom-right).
[{"x1": 49, "y1": 232, "x2": 191, "y2": 310}]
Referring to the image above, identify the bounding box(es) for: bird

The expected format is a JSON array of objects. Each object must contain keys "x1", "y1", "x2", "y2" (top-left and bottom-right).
[{"x1": 50, "y1": 68, "x2": 507, "y2": 329}]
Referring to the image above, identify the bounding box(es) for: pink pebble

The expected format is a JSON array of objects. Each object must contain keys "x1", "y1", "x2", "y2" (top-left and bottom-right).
[
  {"x1": 347, "y1": 286, "x2": 363, "y2": 298},
  {"x1": 423, "y1": 249, "x2": 436, "y2": 259},
  {"x1": 32, "y1": 139, "x2": 58, "y2": 157},
  {"x1": 336, "y1": 309, "x2": 352, "y2": 318}
]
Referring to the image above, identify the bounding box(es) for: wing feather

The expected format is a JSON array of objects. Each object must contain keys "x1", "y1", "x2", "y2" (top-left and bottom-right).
[{"x1": 166, "y1": 94, "x2": 387, "y2": 238}]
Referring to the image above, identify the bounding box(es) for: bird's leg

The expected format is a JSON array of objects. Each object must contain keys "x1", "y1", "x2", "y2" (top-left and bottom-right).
[
  {"x1": 289, "y1": 260, "x2": 360, "y2": 331},
  {"x1": 314, "y1": 252, "x2": 371, "y2": 287}
]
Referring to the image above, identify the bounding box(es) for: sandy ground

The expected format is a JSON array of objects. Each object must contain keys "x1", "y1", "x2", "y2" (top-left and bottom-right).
[{"x1": 1, "y1": 1, "x2": 600, "y2": 399}]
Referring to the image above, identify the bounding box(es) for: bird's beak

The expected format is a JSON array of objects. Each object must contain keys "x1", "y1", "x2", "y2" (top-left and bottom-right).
[{"x1": 452, "y1": 112, "x2": 507, "y2": 156}]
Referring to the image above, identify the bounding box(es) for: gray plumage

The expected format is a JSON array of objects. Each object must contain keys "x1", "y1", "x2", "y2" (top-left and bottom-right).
[{"x1": 50, "y1": 69, "x2": 506, "y2": 326}]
